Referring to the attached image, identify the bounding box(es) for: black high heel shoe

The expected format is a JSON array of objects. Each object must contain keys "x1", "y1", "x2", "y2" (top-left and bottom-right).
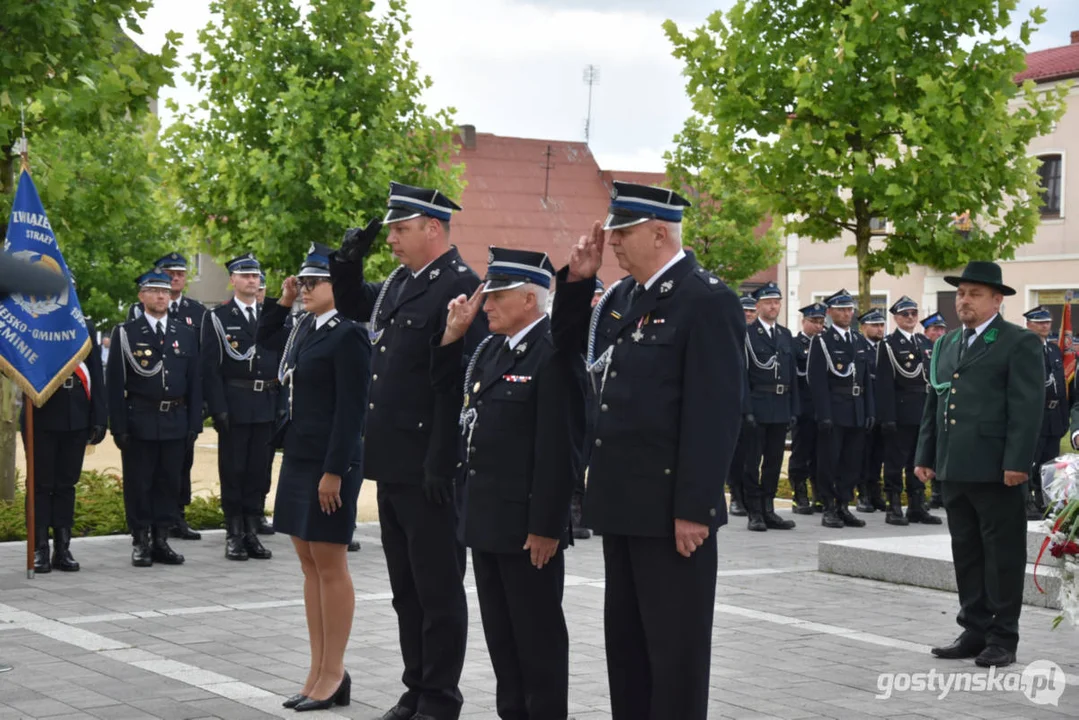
[
  {"x1": 294, "y1": 671, "x2": 350, "y2": 711},
  {"x1": 282, "y1": 693, "x2": 307, "y2": 709}
]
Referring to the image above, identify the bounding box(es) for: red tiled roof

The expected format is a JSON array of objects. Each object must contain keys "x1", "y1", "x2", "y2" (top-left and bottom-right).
[{"x1": 1016, "y1": 40, "x2": 1079, "y2": 84}]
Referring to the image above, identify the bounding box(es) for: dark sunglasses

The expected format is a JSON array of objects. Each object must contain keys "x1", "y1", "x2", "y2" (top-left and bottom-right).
[{"x1": 298, "y1": 277, "x2": 327, "y2": 291}]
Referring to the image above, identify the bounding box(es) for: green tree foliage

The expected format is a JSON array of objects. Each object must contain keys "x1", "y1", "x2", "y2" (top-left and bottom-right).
[
  {"x1": 665, "y1": 0, "x2": 1067, "y2": 307},
  {"x1": 665, "y1": 116, "x2": 785, "y2": 288},
  {"x1": 165, "y1": 0, "x2": 461, "y2": 284},
  {"x1": 29, "y1": 116, "x2": 181, "y2": 328},
  {"x1": 0, "y1": 0, "x2": 178, "y2": 191}
]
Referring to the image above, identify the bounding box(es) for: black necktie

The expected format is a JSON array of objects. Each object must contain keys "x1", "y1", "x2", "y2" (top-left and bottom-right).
[
  {"x1": 246, "y1": 306, "x2": 257, "y2": 330},
  {"x1": 155, "y1": 321, "x2": 165, "y2": 346},
  {"x1": 170, "y1": 301, "x2": 178, "y2": 316},
  {"x1": 766, "y1": 325, "x2": 773, "y2": 340},
  {"x1": 959, "y1": 328, "x2": 975, "y2": 360},
  {"x1": 628, "y1": 282, "x2": 644, "y2": 308},
  {"x1": 395, "y1": 273, "x2": 412, "y2": 305}
]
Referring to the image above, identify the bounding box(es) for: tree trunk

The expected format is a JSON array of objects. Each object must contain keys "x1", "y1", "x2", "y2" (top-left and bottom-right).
[
  {"x1": 855, "y1": 223, "x2": 874, "y2": 313},
  {"x1": 0, "y1": 148, "x2": 17, "y2": 501}
]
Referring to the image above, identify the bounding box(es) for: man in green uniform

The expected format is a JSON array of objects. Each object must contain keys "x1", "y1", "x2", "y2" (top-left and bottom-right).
[{"x1": 915, "y1": 261, "x2": 1044, "y2": 669}]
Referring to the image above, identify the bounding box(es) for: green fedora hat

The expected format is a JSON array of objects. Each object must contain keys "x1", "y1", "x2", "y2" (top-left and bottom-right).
[{"x1": 943, "y1": 260, "x2": 1015, "y2": 296}]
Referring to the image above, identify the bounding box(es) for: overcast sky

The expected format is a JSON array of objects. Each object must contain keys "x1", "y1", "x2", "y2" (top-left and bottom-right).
[{"x1": 133, "y1": 0, "x2": 1079, "y2": 172}]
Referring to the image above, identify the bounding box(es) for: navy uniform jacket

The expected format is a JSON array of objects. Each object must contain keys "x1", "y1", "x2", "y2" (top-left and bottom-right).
[
  {"x1": 431, "y1": 317, "x2": 586, "y2": 554},
  {"x1": 258, "y1": 301, "x2": 370, "y2": 475},
  {"x1": 744, "y1": 318, "x2": 799, "y2": 424},
  {"x1": 24, "y1": 320, "x2": 107, "y2": 433},
  {"x1": 1041, "y1": 340, "x2": 1068, "y2": 439},
  {"x1": 794, "y1": 332, "x2": 815, "y2": 420},
  {"x1": 107, "y1": 316, "x2": 202, "y2": 441},
  {"x1": 128, "y1": 296, "x2": 206, "y2": 339},
  {"x1": 551, "y1": 255, "x2": 745, "y2": 538},
  {"x1": 808, "y1": 326, "x2": 875, "y2": 427},
  {"x1": 201, "y1": 299, "x2": 280, "y2": 425},
  {"x1": 875, "y1": 329, "x2": 933, "y2": 427},
  {"x1": 330, "y1": 247, "x2": 485, "y2": 484}
]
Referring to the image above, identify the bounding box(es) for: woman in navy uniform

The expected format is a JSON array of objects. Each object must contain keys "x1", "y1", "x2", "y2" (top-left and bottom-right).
[
  {"x1": 258, "y1": 243, "x2": 370, "y2": 712},
  {"x1": 432, "y1": 248, "x2": 585, "y2": 720},
  {"x1": 24, "y1": 319, "x2": 107, "y2": 573},
  {"x1": 108, "y1": 271, "x2": 202, "y2": 567}
]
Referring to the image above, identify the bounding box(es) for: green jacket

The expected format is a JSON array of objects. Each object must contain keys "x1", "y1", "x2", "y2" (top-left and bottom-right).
[{"x1": 915, "y1": 314, "x2": 1044, "y2": 483}]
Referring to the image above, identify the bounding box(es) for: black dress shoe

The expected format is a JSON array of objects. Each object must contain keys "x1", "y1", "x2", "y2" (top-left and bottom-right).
[
  {"x1": 348, "y1": 540, "x2": 361, "y2": 552},
  {"x1": 729, "y1": 499, "x2": 748, "y2": 517},
  {"x1": 282, "y1": 693, "x2": 307, "y2": 709},
  {"x1": 747, "y1": 514, "x2": 767, "y2": 532},
  {"x1": 931, "y1": 636, "x2": 985, "y2": 659},
  {"x1": 169, "y1": 518, "x2": 202, "y2": 540},
  {"x1": 376, "y1": 704, "x2": 415, "y2": 720},
  {"x1": 821, "y1": 509, "x2": 844, "y2": 528},
  {"x1": 855, "y1": 497, "x2": 876, "y2": 513},
  {"x1": 294, "y1": 671, "x2": 350, "y2": 711},
  {"x1": 836, "y1": 506, "x2": 866, "y2": 527},
  {"x1": 975, "y1": 645, "x2": 1016, "y2": 668}
]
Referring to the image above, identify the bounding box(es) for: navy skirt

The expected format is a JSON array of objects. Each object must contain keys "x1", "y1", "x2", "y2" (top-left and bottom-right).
[{"x1": 273, "y1": 456, "x2": 361, "y2": 544}]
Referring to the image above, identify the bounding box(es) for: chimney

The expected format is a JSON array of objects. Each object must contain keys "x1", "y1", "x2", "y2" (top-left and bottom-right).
[
  {"x1": 460, "y1": 124, "x2": 476, "y2": 150},
  {"x1": 1072, "y1": 30, "x2": 1079, "y2": 45}
]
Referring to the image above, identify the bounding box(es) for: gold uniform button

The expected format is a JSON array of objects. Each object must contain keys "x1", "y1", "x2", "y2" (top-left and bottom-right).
[
  {"x1": 709, "y1": 508, "x2": 716, "y2": 517},
  {"x1": 380, "y1": 346, "x2": 386, "y2": 353},
  {"x1": 949, "y1": 404, "x2": 955, "y2": 409},
  {"x1": 601, "y1": 404, "x2": 608, "y2": 412},
  {"x1": 372, "y1": 374, "x2": 378, "y2": 381},
  {"x1": 950, "y1": 419, "x2": 956, "y2": 425},
  {"x1": 369, "y1": 403, "x2": 375, "y2": 409},
  {"x1": 664, "y1": 469, "x2": 671, "y2": 476},
  {"x1": 595, "y1": 439, "x2": 602, "y2": 448},
  {"x1": 610, "y1": 371, "x2": 618, "y2": 378},
  {"x1": 951, "y1": 388, "x2": 957, "y2": 395},
  {"x1": 953, "y1": 373, "x2": 959, "y2": 379}
]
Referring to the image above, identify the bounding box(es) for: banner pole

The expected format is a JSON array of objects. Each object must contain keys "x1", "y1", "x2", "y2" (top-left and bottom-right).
[{"x1": 25, "y1": 396, "x2": 35, "y2": 579}]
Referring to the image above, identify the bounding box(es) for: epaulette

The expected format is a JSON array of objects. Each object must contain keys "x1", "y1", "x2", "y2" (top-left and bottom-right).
[
  {"x1": 327, "y1": 317, "x2": 341, "y2": 329},
  {"x1": 693, "y1": 267, "x2": 723, "y2": 288}
]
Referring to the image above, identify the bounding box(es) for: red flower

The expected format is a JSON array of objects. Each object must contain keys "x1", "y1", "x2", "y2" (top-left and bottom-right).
[{"x1": 1049, "y1": 541, "x2": 1079, "y2": 558}]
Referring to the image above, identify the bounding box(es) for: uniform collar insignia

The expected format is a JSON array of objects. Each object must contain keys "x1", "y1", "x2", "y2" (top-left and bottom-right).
[
  {"x1": 660, "y1": 279, "x2": 674, "y2": 294},
  {"x1": 515, "y1": 342, "x2": 528, "y2": 355},
  {"x1": 429, "y1": 268, "x2": 441, "y2": 280}
]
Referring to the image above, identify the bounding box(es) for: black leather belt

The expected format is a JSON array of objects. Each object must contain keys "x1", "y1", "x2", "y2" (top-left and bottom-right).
[
  {"x1": 227, "y1": 378, "x2": 279, "y2": 392},
  {"x1": 753, "y1": 383, "x2": 787, "y2": 395},
  {"x1": 130, "y1": 396, "x2": 185, "y2": 412},
  {"x1": 832, "y1": 384, "x2": 863, "y2": 397}
]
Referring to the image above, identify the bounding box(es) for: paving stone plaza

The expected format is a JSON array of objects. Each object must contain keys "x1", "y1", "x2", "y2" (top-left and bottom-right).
[{"x1": 1, "y1": 517, "x2": 1075, "y2": 719}]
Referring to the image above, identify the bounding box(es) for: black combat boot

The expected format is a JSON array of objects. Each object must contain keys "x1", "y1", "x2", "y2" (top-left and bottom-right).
[
  {"x1": 791, "y1": 478, "x2": 813, "y2": 515},
  {"x1": 131, "y1": 529, "x2": 153, "y2": 567},
  {"x1": 225, "y1": 516, "x2": 248, "y2": 561},
  {"x1": 33, "y1": 526, "x2": 51, "y2": 573},
  {"x1": 763, "y1": 498, "x2": 795, "y2": 529},
  {"x1": 836, "y1": 502, "x2": 867, "y2": 528},
  {"x1": 906, "y1": 489, "x2": 942, "y2": 525},
  {"x1": 821, "y1": 499, "x2": 844, "y2": 528},
  {"x1": 243, "y1": 516, "x2": 273, "y2": 559},
  {"x1": 855, "y1": 485, "x2": 875, "y2": 513},
  {"x1": 885, "y1": 492, "x2": 909, "y2": 526},
  {"x1": 151, "y1": 527, "x2": 185, "y2": 565},
  {"x1": 51, "y1": 527, "x2": 80, "y2": 571}
]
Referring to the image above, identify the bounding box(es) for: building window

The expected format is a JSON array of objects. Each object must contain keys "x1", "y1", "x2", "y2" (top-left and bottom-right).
[
  {"x1": 1037, "y1": 154, "x2": 1063, "y2": 219},
  {"x1": 869, "y1": 217, "x2": 889, "y2": 234}
]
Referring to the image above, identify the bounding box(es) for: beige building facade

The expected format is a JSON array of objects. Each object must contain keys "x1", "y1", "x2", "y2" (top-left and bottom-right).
[{"x1": 782, "y1": 37, "x2": 1079, "y2": 333}]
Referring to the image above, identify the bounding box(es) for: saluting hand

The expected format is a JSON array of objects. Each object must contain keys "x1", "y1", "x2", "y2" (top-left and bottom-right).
[
  {"x1": 567, "y1": 220, "x2": 605, "y2": 282},
  {"x1": 441, "y1": 285, "x2": 484, "y2": 346},
  {"x1": 281, "y1": 276, "x2": 299, "y2": 307},
  {"x1": 318, "y1": 472, "x2": 343, "y2": 514},
  {"x1": 674, "y1": 518, "x2": 709, "y2": 558},
  {"x1": 523, "y1": 534, "x2": 559, "y2": 569}
]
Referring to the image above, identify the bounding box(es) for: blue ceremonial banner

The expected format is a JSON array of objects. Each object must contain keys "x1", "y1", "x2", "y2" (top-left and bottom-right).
[{"x1": 1, "y1": 169, "x2": 90, "y2": 406}]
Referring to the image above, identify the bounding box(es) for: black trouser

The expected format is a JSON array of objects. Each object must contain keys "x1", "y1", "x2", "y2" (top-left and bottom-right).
[
  {"x1": 473, "y1": 549, "x2": 568, "y2": 720},
  {"x1": 23, "y1": 428, "x2": 89, "y2": 530},
  {"x1": 727, "y1": 429, "x2": 748, "y2": 501},
  {"x1": 862, "y1": 425, "x2": 884, "y2": 490},
  {"x1": 217, "y1": 422, "x2": 274, "y2": 517},
  {"x1": 743, "y1": 422, "x2": 788, "y2": 512},
  {"x1": 123, "y1": 438, "x2": 184, "y2": 532},
  {"x1": 178, "y1": 435, "x2": 195, "y2": 511},
  {"x1": 788, "y1": 416, "x2": 817, "y2": 489},
  {"x1": 942, "y1": 481, "x2": 1027, "y2": 652},
  {"x1": 603, "y1": 533, "x2": 717, "y2": 720},
  {"x1": 1029, "y1": 433, "x2": 1061, "y2": 494},
  {"x1": 816, "y1": 424, "x2": 864, "y2": 504},
  {"x1": 377, "y1": 482, "x2": 468, "y2": 720},
  {"x1": 882, "y1": 424, "x2": 922, "y2": 496}
]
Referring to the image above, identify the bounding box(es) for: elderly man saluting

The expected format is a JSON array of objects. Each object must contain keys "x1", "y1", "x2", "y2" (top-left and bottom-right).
[{"x1": 915, "y1": 261, "x2": 1044, "y2": 669}]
